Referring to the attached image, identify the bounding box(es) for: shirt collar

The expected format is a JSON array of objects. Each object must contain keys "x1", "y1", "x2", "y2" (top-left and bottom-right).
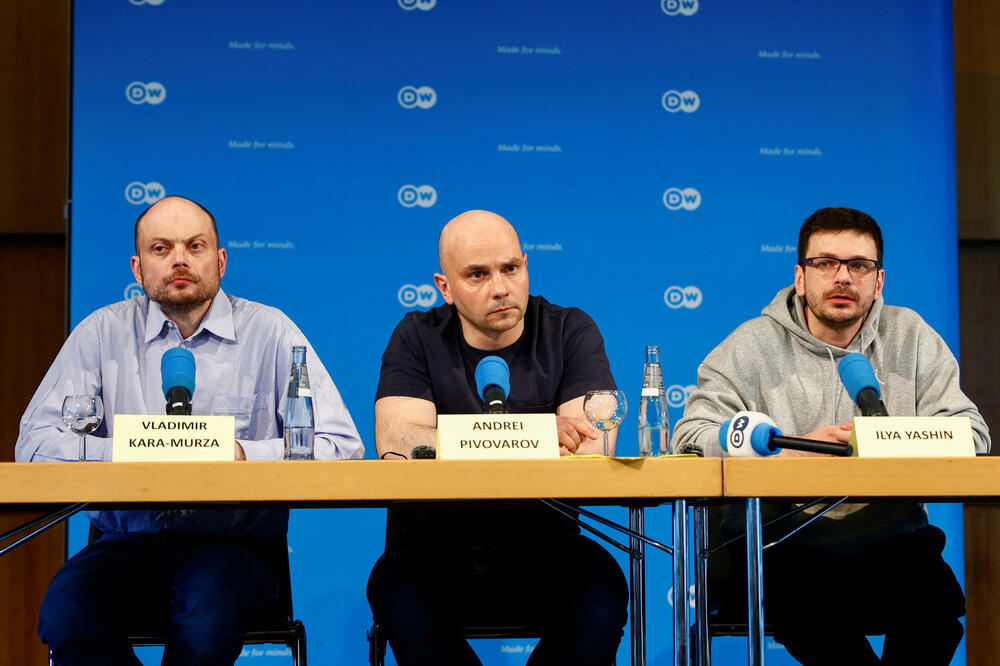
[{"x1": 143, "y1": 289, "x2": 236, "y2": 343}]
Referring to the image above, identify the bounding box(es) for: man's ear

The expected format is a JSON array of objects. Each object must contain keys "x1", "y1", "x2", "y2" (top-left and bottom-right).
[
  {"x1": 131, "y1": 255, "x2": 142, "y2": 284},
  {"x1": 434, "y1": 272, "x2": 453, "y2": 304}
]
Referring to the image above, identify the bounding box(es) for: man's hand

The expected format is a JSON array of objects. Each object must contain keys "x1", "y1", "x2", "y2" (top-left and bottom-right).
[
  {"x1": 778, "y1": 421, "x2": 852, "y2": 457},
  {"x1": 556, "y1": 415, "x2": 601, "y2": 455},
  {"x1": 235, "y1": 440, "x2": 246, "y2": 461}
]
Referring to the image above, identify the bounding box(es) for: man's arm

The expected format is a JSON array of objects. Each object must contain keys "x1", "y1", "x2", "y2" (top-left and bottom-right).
[
  {"x1": 17, "y1": 319, "x2": 112, "y2": 462},
  {"x1": 374, "y1": 396, "x2": 438, "y2": 459},
  {"x1": 914, "y1": 325, "x2": 991, "y2": 454}
]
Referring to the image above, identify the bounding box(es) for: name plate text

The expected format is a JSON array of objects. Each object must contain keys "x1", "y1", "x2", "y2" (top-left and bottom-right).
[
  {"x1": 850, "y1": 416, "x2": 975, "y2": 458},
  {"x1": 437, "y1": 414, "x2": 559, "y2": 460},
  {"x1": 112, "y1": 415, "x2": 236, "y2": 462}
]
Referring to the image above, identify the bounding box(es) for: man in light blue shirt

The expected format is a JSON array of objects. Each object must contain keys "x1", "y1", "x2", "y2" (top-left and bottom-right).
[{"x1": 17, "y1": 195, "x2": 363, "y2": 665}]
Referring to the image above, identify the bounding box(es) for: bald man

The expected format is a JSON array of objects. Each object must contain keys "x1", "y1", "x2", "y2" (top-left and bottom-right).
[
  {"x1": 367, "y1": 210, "x2": 628, "y2": 665},
  {"x1": 17, "y1": 196, "x2": 362, "y2": 666}
]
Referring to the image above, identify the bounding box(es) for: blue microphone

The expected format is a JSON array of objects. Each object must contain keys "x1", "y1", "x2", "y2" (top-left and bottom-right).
[
  {"x1": 161, "y1": 347, "x2": 196, "y2": 415},
  {"x1": 837, "y1": 353, "x2": 888, "y2": 417},
  {"x1": 475, "y1": 356, "x2": 510, "y2": 414}
]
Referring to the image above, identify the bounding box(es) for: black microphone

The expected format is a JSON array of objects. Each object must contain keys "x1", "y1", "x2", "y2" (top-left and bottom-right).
[
  {"x1": 410, "y1": 445, "x2": 436, "y2": 459},
  {"x1": 161, "y1": 348, "x2": 196, "y2": 415},
  {"x1": 838, "y1": 353, "x2": 888, "y2": 417},
  {"x1": 474, "y1": 356, "x2": 510, "y2": 414}
]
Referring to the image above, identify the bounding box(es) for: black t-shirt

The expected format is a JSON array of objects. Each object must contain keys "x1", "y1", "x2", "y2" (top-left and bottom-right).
[{"x1": 376, "y1": 295, "x2": 616, "y2": 549}]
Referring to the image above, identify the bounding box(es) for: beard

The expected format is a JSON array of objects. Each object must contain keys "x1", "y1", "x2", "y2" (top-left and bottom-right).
[
  {"x1": 480, "y1": 299, "x2": 526, "y2": 331},
  {"x1": 143, "y1": 268, "x2": 219, "y2": 315},
  {"x1": 804, "y1": 284, "x2": 874, "y2": 330}
]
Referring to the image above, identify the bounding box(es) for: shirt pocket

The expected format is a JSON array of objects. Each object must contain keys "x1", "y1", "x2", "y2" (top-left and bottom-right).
[{"x1": 211, "y1": 393, "x2": 274, "y2": 439}]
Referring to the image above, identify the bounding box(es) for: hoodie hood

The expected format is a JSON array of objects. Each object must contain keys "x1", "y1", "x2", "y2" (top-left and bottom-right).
[{"x1": 761, "y1": 285, "x2": 883, "y2": 359}]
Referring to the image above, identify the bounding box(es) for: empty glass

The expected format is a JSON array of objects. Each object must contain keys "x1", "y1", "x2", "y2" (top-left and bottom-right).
[
  {"x1": 583, "y1": 390, "x2": 628, "y2": 456},
  {"x1": 62, "y1": 395, "x2": 104, "y2": 461}
]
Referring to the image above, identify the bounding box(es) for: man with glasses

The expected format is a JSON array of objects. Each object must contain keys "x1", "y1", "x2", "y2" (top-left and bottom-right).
[{"x1": 672, "y1": 207, "x2": 989, "y2": 665}]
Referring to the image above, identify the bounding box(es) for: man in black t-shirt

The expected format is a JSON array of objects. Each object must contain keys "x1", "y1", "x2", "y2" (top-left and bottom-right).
[{"x1": 367, "y1": 210, "x2": 628, "y2": 665}]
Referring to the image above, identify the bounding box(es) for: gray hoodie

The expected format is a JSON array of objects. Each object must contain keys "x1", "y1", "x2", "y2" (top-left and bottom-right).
[{"x1": 671, "y1": 286, "x2": 990, "y2": 550}]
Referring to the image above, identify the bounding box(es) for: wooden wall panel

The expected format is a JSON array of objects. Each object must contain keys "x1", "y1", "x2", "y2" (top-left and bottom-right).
[
  {"x1": 955, "y1": 1, "x2": 1000, "y2": 663},
  {"x1": 0, "y1": 0, "x2": 69, "y2": 235},
  {"x1": 955, "y1": 0, "x2": 1000, "y2": 240},
  {"x1": 0, "y1": 0, "x2": 69, "y2": 663}
]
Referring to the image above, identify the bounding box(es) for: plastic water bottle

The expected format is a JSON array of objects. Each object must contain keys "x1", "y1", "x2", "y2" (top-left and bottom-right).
[
  {"x1": 638, "y1": 345, "x2": 669, "y2": 456},
  {"x1": 284, "y1": 345, "x2": 315, "y2": 460}
]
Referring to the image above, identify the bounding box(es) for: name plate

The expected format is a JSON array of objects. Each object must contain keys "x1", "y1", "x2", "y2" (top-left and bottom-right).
[
  {"x1": 112, "y1": 415, "x2": 236, "y2": 462},
  {"x1": 437, "y1": 414, "x2": 560, "y2": 460},
  {"x1": 850, "y1": 416, "x2": 975, "y2": 457}
]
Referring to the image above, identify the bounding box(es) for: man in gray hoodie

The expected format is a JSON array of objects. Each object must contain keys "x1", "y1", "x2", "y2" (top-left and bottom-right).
[{"x1": 671, "y1": 207, "x2": 989, "y2": 665}]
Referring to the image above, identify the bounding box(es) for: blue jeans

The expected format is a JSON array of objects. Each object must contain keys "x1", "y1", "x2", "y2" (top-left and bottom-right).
[{"x1": 40, "y1": 532, "x2": 280, "y2": 666}]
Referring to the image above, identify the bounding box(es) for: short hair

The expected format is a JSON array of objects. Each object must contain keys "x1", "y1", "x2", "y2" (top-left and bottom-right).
[
  {"x1": 798, "y1": 207, "x2": 883, "y2": 265},
  {"x1": 134, "y1": 197, "x2": 220, "y2": 254}
]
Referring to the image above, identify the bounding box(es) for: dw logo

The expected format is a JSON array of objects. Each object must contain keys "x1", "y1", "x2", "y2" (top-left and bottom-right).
[
  {"x1": 398, "y1": 184, "x2": 437, "y2": 208},
  {"x1": 663, "y1": 187, "x2": 701, "y2": 211},
  {"x1": 129, "y1": 0, "x2": 165, "y2": 5},
  {"x1": 125, "y1": 181, "x2": 166, "y2": 205},
  {"x1": 661, "y1": 0, "x2": 698, "y2": 16},
  {"x1": 661, "y1": 90, "x2": 700, "y2": 113},
  {"x1": 124, "y1": 282, "x2": 145, "y2": 300},
  {"x1": 729, "y1": 414, "x2": 750, "y2": 449},
  {"x1": 398, "y1": 86, "x2": 437, "y2": 109},
  {"x1": 664, "y1": 285, "x2": 703, "y2": 309},
  {"x1": 126, "y1": 81, "x2": 167, "y2": 105},
  {"x1": 666, "y1": 384, "x2": 697, "y2": 409},
  {"x1": 398, "y1": 0, "x2": 436, "y2": 10},
  {"x1": 398, "y1": 284, "x2": 438, "y2": 308}
]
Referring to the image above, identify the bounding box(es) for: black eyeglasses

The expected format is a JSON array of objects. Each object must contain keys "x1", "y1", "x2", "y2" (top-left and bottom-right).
[{"x1": 800, "y1": 256, "x2": 881, "y2": 277}]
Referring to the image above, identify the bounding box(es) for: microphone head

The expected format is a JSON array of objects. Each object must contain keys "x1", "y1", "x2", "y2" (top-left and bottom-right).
[
  {"x1": 474, "y1": 355, "x2": 510, "y2": 402},
  {"x1": 837, "y1": 353, "x2": 881, "y2": 402},
  {"x1": 719, "y1": 411, "x2": 781, "y2": 457},
  {"x1": 161, "y1": 347, "x2": 196, "y2": 399}
]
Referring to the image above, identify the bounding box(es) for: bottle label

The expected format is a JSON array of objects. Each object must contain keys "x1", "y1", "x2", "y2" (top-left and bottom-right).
[
  {"x1": 641, "y1": 387, "x2": 660, "y2": 397},
  {"x1": 297, "y1": 387, "x2": 312, "y2": 398}
]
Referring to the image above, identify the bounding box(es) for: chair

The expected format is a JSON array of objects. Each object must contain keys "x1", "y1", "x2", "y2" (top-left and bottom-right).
[{"x1": 85, "y1": 525, "x2": 307, "y2": 665}]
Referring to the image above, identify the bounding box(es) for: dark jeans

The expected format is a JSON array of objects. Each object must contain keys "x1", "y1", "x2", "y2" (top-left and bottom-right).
[
  {"x1": 760, "y1": 525, "x2": 966, "y2": 666},
  {"x1": 367, "y1": 534, "x2": 629, "y2": 666},
  {"x1": 40, "y1": 532, "x2": 280, "y2": 666}
]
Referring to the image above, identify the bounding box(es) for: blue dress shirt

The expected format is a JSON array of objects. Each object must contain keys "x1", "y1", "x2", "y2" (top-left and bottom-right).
[{"x1": 16, "y1": 289, "x2": 364, "y2": 536}]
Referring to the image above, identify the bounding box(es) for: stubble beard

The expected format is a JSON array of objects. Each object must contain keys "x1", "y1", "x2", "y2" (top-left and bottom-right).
[
  {"x1": 143, "y1": 268, "x2": 219, "y2": 316},
  {"x1": 804, "y1": 285, "x2": 873, "y2": 330}
]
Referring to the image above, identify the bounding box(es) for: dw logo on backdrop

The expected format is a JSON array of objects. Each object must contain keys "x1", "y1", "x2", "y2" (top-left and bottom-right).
[
  {"x1": 124, "y1": 282, "x2": 145, "y2": 300},
  {"x1": 126, "y1": 81, "x2": 167, "y2": 105},
  {"x1": 663, "y1": 187, "x2": 701, "y2": 211},
  {"x1": 398, "y1": 86, "x2": 437, "y2": 109},
  {"x1": 125, "y1": 182, "x2": 166, "y2": 205},
  {"x1": 661, "y1": 90, "x2": 700, "y2": 113},
  {"x1": 398, "y1": 184, "x2": 437, "y2": 208},
  {"x1": 398, "y1": 284, "x2": 438, "y2": 308},
  {"x1": 661, "y1": 0, "x2": 698, "y2": 16},
  {"x1": 666, "y1": 384, "x2": 697, "y2": 409},
  {"x1": 398, "y1": 0, "x2": 436, "y2": 10},
  {"x1": 129, "y1": 0, "x2": 165, "y2": 5},
  {"x1": 664, "y1": 285, "x2": 703, "y2": 309}
]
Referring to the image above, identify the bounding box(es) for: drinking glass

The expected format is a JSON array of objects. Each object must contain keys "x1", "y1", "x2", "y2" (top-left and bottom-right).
[
  {"x1": 62, "y1": 395, "x2": 104, "y2": 461},
  {"x1": 583, "y1": 390, "x2": 628, "y2": 456}
]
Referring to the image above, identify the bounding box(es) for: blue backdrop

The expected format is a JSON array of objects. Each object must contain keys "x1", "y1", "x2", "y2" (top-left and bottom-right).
[{"x1": 69, "y1": 1, "x2": 963, "y2": 663}]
